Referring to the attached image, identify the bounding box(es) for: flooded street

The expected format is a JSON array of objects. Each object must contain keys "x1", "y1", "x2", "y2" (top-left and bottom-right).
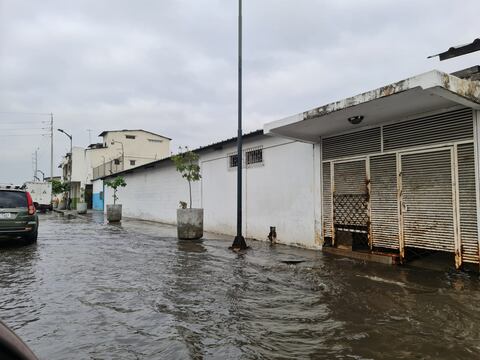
[{"x1": 0, "y1": 213, "x2": 479, "y2": 359}]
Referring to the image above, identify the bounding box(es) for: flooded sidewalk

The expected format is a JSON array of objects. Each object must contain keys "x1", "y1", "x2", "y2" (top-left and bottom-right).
[{"x1": 0, "y1": 213, "x2": 479, "y2": 359}]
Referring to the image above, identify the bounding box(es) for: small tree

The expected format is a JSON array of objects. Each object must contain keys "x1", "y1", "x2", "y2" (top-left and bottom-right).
[
  {"x1": 171, "y1": 147, "x2": 201, "y2": 209},
  {"x1": 105, "y1": 176, "x2": 127, "y2": 205},
  {"x1": 51, "y1": 179, "x2": 69, "y2": 195}
]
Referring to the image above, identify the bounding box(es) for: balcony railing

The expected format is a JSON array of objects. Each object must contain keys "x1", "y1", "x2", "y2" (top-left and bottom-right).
[{"x1": 93, "y1": 158, "x2": 123, "y2": 180}]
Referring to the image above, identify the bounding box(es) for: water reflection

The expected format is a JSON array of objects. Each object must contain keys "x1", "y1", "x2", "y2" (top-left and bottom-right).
[{"x1": 0, "y1": 213, "x2": 479, "y2": 360}]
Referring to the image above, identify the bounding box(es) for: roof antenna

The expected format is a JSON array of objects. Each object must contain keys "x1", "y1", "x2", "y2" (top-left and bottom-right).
[{"x1": 428, "y1": 38, "x2": 480, "y2": 61}]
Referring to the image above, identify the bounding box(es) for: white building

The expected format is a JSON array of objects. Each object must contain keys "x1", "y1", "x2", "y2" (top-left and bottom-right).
[
  {"x1": 102, "y1": 66, "x2": 480, "y2": 269},
  {"x1": 60, "y1": 129, "x2": 171, "y2": 209}
]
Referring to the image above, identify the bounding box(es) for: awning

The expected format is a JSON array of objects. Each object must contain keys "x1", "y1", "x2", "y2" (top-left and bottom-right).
[{"x1": 264, "y1": 70, "x2": 480, "y2": 143}]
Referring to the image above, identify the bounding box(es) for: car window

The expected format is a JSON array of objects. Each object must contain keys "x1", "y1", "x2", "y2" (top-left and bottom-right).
[{"x1": 0, "y1": 191, "x2": 27, "y2": 208}]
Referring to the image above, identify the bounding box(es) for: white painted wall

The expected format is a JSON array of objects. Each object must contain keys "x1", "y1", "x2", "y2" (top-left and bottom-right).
[
  {"x1": 104, "y1": 134, "x2": 320, "y2": 249},
  {"x1": 104, "y1": 162, "x2": 201, "y2": 225}
]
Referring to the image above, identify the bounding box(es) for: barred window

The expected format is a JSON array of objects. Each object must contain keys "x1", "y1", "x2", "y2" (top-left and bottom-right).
[
  {"x1": 229, "y1": 154, "x2": 238, "y2": 168},
  {"x1": 125, "y1": 135, "x2": 136, "y2": 139},
  {"x1": 246, "y1": 148, "x2": 263, "y2": 165}
]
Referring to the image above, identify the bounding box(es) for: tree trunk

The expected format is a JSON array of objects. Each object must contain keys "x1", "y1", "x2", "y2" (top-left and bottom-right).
[{"x1": 188, "y1": 181, "x2": 192, "y2": 209}]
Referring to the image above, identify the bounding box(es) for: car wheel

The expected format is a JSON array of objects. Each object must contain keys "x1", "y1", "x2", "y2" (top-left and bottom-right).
[{"x1": 24, "y1": 230, "x2": 38, "y2": 244}]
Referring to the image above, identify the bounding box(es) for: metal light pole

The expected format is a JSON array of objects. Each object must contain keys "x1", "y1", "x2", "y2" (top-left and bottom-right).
[
  {"x1": 231, "y1": 0, "x2": 248, "y2": 250},
  {"x1": 36, "y1": 170, "x2": 45, "y2": 181},
  {"x1": 58, "y1": 129, "x2": 73, "y2": 209},
  {"x1": 111, "y1": 140, "x2": 125, "y2": 170}
]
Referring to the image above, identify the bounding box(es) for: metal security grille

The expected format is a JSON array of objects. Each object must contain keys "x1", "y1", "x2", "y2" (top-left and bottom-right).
[
  {"x1": 457, "y1": 143, "x2": 479, "y2": 263},
  {"x1": 322, "y1": 128, "x2": 381, "y2": 160},
  {"x1": 333, "y1": 160, "x2": 368, "y2": 247},
  {"x1": 401, "y1": 150, "x2": 455, "y2": 252},
  {"x1": 246, "y1": 147, "x2": 263, "y2": 165},
  {"x1": 370, "y1": 154, "x2": 399, "y2": 249},
  {"x1": 333, "y1": 194, "x2": 369, "y2": 229},
  {"x1": 383, "y1": 108, "x2": 473, "y2": 151},
  {"x1": 322, "y1": 162, "x2": 332, "y2": 238}
]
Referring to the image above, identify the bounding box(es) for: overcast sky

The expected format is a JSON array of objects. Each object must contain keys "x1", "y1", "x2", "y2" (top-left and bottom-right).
[{"x1": 0, "y1": 0, "x2": 479, "y2": 183}]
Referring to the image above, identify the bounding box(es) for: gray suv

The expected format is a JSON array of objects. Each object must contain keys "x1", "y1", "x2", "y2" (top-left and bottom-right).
[{"x1": 0, "y1": 186, "x2": 39, "y2": 244}]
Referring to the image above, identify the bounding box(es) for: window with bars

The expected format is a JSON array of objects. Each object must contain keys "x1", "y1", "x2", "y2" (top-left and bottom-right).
[
  {"x1": 125, "y1": 135, "x2": 136, "y2": 139},
  {"x1": 246, "y1": 148, "x2": 263, "y2": 165},
  {"x1": 228, "y1": 147, "x2": 263, "y2": 169},
  {"x1": 229, "y1": 154, "x2": 238, "y2": 168}
]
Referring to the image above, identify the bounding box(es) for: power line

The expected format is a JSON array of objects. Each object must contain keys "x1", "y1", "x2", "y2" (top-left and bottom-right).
[
  {"x1": 0, "y1": 133, "x2": 49, "y2": 137},
  {"x1": 0, "y1": 111, "x2": 51, "y2": 115}
]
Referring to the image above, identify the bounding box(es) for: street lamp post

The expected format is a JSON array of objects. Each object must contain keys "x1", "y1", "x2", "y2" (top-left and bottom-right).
[
  {"x1": 36, "y1": 170, "x2": 45, "y2": 181},
  {"x1": 111, "y1": 140, "x2": 125, "y2": 170},
  {"x1": 58, "y1": 129, "x2": 73, "y2": 209},
  {"x1": 231, "y1": 0, "x2": 248, "y2": 251}
]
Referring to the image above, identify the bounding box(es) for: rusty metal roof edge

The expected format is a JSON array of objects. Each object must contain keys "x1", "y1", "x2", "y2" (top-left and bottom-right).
[{"x1": 264, "y1": 70, "x2": 480, "y2": 136}]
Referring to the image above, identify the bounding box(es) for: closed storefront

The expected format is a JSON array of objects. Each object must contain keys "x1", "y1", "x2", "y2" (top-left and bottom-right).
[{"x1": 321, "y1": 107, "x2": 479, "y2": 267}]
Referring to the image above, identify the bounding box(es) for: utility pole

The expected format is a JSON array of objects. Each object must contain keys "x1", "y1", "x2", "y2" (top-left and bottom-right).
[
  {"x1": 231, "y1": 0, "x2": 248, "y2": 251},
  {"x1": 87, "y1": 129, "x2": 93, "y2": 144},
  {"x1": 50, "y1": 113, "x2": 54, "y2": 183},
  {"x1": 33, "y1": 148, "x2": 39, "y2": 181}
]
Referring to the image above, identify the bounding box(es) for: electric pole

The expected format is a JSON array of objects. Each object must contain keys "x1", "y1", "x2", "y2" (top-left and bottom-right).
[
  {"x1": 87, "y1": 129, "x2": 93, "y2": 144},
  {"x1": 50, "y1": 113, "x2": 54, "y2": 182}
]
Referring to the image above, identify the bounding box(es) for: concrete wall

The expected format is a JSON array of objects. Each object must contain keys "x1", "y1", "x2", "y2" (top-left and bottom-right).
[
  {"x1": 104, "y1": 134, "x2": 319, "y2": 249},
  {"x1": 104, "y1": 162, "x2": 200, "y2": 225}
]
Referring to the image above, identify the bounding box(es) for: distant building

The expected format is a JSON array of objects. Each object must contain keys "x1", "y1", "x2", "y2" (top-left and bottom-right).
[{"x1": 59, "y1": 129, "x2": 171, "y2": 210}]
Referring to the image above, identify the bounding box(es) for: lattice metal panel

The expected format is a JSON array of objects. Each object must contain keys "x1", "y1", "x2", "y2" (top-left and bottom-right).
[
  {"x1": 383, "y1": 108, "x2": 473, "y2": 151},
  {"x1": 323, "y1": 162, "x2": 332, "y2": 238},
  {"x1": 334, "y1": 160, "x2": 367, "y2": 195},
  {"x1": 402, "y1": 150, "x2": 455, "y2": 252},
  {"x1": 370, "y1": 154, "x2": 399, "y2": 249},
  {"x1": 334, "y1": 194, "x2": 369, "y2": 227},
  {"x1": 457, "y1": 143, "x2": 479, "y2": 264},
  {"x1": 322, "y1": 128, "x2": 381, "y2": 160}
]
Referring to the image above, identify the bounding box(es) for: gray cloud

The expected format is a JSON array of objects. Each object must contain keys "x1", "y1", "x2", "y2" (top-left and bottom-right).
[{"x1": 0, "y1": 0, "x2": 479, "y2": 183}]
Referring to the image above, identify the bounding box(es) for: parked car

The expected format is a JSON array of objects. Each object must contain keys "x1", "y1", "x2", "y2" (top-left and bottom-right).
[{"x1": 0, "y1": 186, "x2": 38, "y2": 244}]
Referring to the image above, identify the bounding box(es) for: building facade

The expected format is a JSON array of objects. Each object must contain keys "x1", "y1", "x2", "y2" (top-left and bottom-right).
[
  {"x1": 103, "y1": 132, "x2": 319, "y2": 248},
  {"x1": 60, "y1": 129, "x2": 171, "y2": 209},
  {"x1": 265, "y1": 68, "x2": 480, "y2": 268}
]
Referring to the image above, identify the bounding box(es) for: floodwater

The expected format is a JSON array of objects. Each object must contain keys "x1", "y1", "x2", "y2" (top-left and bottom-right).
[{"x1": 1, "y1": 213, "x2": 479, "y2": 360}]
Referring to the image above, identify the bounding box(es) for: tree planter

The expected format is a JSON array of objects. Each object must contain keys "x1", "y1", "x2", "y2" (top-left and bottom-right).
[
  {"x1": 177, "y1": 208, "x2": 203, "y2": 240},
  {"x1": 76, "y1": 202, "x2": 87, "y2": 214},
  {"x1": 107, "y1": 204, "x2": 122, "y2": 222}
]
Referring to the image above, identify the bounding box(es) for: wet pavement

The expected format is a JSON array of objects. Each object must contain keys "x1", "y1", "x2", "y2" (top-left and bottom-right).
[{"x1": 1, "y1": 212, "x2": 479, "y2": 359}]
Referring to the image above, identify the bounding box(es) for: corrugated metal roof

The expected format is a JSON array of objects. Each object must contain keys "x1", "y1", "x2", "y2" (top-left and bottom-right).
[{"x1": 100, "y1": 129, "x2": 264, "y2": 180}]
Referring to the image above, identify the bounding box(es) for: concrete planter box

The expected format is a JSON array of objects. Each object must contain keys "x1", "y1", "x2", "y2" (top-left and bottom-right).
[
  {"x1": 177, "y1": 208, "x2": 203, "y2": 240},
  {"x1": 76, "y1": 202, "x2": 88, "y2": 214},
  {"x1": 107, "y1": 204, "x2": 122, "y2": 222}
]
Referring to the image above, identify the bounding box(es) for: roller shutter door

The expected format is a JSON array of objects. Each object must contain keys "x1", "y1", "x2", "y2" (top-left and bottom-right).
[
  {"x1": 323, "y1": 162, "x2": 332, "y2": 238},
  {"x1": 401, "y1": 150, "x2": 455, "y2": 252},
  {"x1": 370, "y1": 154, "x2": 399, "y2": 249},
  {"x1": 457, "y1": 143, "x2": 479, "y2": 263}
]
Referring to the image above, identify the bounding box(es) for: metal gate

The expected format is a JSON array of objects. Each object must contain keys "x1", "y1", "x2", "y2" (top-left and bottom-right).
[
  {"x1": 400, "y1": 149, "x2": 456, "y2": 253},
  {"x1": 333, "y1": 160, "x2": 369, "y2": 248}
]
